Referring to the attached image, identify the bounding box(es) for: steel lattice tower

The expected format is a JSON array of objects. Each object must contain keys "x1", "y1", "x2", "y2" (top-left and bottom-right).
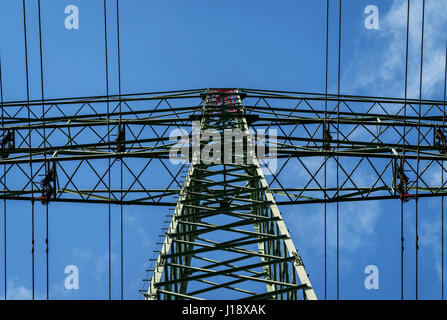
[
  {"x1": 1, "y1": 87, "x2": 447, "y2": 300},
  {"x1": 146, "y1": 89, "x2": 316, "y2": 300},
  {"x1": 1, "y1": 0, "x2": 446, "y2": 302}
]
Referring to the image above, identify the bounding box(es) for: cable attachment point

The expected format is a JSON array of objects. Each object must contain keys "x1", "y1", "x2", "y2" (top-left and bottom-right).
[
  {"x1": 113, "y1": 125, "x2": 126, "y2": 153},
  {"x1": 396, "y1": 163, "x2": 415, "y2": 202},
  {"x1": 323, "y1": 125, "x2": 332, "y2": 151},
  {"x1": 0, "y1": 129, "x2": 14, "y2": 159},
  {"x1": 434, "y1": 127, "x2": 447, "y2": 154},
  {"x1": 36, "y1": 163, "x2": 56, "y2": 205}
]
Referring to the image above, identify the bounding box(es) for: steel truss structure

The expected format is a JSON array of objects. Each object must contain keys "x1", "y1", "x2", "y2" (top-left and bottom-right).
[
  {"x1": 146, "y1": 89, "x2": 316, "y2": 300},
  {"x1": 2, "y1": 87, "x2": 447, "y2": 299}
]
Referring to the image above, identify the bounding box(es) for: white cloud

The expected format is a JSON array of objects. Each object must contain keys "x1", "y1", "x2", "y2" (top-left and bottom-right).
[
  {"x1": 287, "y1": 200, "x2": 381, "y2": 272},
  {"x1": 7, "y1": 280, "x2": 32, "y2": 300},
  {"x1": 72, "y1": 248, "x2": 116, "y2": 283},
  {"x1": 125, "y1": 210, "x2": 153, "y2": 250},
  {"x1": 343, "y1": 0, "x2": 447, "y2": 99},
  {"x1": 420, "y1": 215, "x2": 443, "y2": 279}
]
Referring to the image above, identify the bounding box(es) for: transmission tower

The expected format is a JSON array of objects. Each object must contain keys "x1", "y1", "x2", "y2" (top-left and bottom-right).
[
  {"x1": 146, "y1": 89, "x2": 316, "y2": 300},
  {"x1": 1, "y1": 87, "x2": 447, "y2": 300}
]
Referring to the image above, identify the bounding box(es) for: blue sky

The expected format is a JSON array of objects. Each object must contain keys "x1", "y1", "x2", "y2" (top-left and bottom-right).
[{"x1": 0, "y1": 0, "x2": 447, "y2": 300}]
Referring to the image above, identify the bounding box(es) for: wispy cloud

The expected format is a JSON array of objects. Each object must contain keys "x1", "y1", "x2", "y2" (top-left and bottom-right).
[
  {"x1": 343, "y1": 0, "x2": 447, "y2": 99},
  {"x1": 420, "y1": 217, "x2": 443, "y2": 279},
  {"x1": 6, "y1": 279, "x2": 32, "y2": 300},
  {"x1": 72, "y1": 248, "x2": 116, "y2": 283},
  {"x1": 289, "y1": 201, "x2": 381, "y2": 251},
  {"x1": 125, "y1": 210, "x2": 153, "y2": 250}
]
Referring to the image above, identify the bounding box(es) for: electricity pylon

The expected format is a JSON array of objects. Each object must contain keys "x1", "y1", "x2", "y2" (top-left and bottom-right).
[
  {"x1": 146, "y1": 89, "x2": 316, "y2": 300},
  {"x1": 1, "y1": 88, "x2": 447, "y2": 300}
]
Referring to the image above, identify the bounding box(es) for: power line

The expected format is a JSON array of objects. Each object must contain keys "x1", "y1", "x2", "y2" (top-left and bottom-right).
[
  {"x1": 21, "y1": 0, "x2": 35, "y2": 301},
  {"x1": 442, "y1": 38, "x2": 447, "y2": 300},
  {"x1": 416, "y1": 0, "x2": 426, "y2": 301},
  {"x1": 116, "y1": 0, "x2": 124, "y2": 300},
  {"x1": 103, "y1": 0, "x2": 112, "y2": 301},
  {"x1": 324, "y1": 0, "x2": 329, "y2": 301},
  {"x1": 37, "y1": 0, "x2": 50, "y2": 300},
  {"x1": 402, "y1": 0, "x2": 411, "y2": 301},
  {"x1": 336, "y1": 0, "x2": 342, "y2": 301},
  {"x1": 0, "y1": 41, "x2": 6, "y2": 301}
]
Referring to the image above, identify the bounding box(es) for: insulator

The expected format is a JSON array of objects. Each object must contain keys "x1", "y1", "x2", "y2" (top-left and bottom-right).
[{"x1": 40, "y1": 170, "x2": 54, "y2": 188}]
